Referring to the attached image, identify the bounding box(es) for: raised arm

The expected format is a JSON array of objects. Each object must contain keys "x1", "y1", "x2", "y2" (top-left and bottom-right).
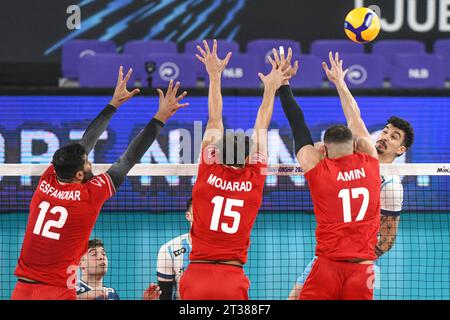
[
  {"x1": 251, "y1": 48, "x2": 292, "y2": 157},
  {"x1": 322, "y1": 52, "x2": 371, "y2": 140},
  {"x1": 276, "y1": 52, "x2": 321, "y2": 172},
  {"x1": 80, "y1": 66, "x2": 140, "y2": 153},
  {"x1": 195, "y1": 40, "x2": 232, "y2": 148},
  {"x1": 106, "y1": 80, "x2": 188, "y2": 190}
]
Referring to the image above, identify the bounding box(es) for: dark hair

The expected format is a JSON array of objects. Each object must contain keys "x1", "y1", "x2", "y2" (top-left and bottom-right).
[
  {"x1": 186, "y1": 197, "x2": 192, "y2": 212},
  {"x1": 88, "y1": 239, "x2": 104, "y2": 249},
  {"x1": 386, "y1": 116, "x2": 414, "y2": 149},
  {"x1": 323, "y1": 125, "x2": 353, "y2": 145},
  {"x1": 219, "y1": 132, "x2": 250, "y2": 167},
  {"x1": 52, "y1": 143, "x2": 87, "y2": 180}
]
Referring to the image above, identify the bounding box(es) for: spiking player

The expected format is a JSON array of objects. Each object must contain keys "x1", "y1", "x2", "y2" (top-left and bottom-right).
[
  {"x1": 286, "y1": 52, "x2": 415, "y2": 299},
  {"x1": 12, "y1": 68, "x2": 188, "y2": 300},
  {"x1": 156, "y1": 197, "x2": 193, "y2": 300},
  {"x1": 179, "y1": 40, "x2": 293, "y2": 300},
  {"x1": 277, "y1": 49, "x2": 381, "y2": 300}
]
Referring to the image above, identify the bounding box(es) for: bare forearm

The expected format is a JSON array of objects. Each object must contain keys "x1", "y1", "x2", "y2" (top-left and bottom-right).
[
  {"x1": 254, "y1": 88, "x2": 276, "y2": 131},
  {"x1": 207, "y1": 74, "x2": 223, "y2": 124},
  {"x1": 375, "y1": 216, "x2": 399, "y2": 257}
]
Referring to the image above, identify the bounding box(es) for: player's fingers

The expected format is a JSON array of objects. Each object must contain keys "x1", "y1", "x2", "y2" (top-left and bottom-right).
[
  {"x1": 172, "y1": 81, "x2": 180, "y2": 97},
  {"x1": 196, "y1": 45, "x2": 207, "y2": 58},
  {"x1": 195, "y1": 54, "x2": 206, "y2": 64},
  {"x1": 286, "y1": 47, "x2": 293, "y2": 65},
  {"x1": 123, "y1": 68, "x2": 133, "y2": 84},
  {"x1": 117, "y1": 65, "x2": 123, "y2": 84},
  {"x1": 282, "y1": 65, "x2": 292, "y2": 76},
  {"x1": 293, "y1": 60, "x2": 299, "y2": 75},
  {"x1": 328, "y1": 51, "x2": 334, "y2": 67},
  {"x1": 343, "y1": 68, "x2": 349, "y2": 78},
  {"x1": 272, "y1": 48, "x2": 281, "y2": 67},
  {"x1": 267, "y1": 55, "x2": 277, "y2": 69},
  {"x1": 213, "y1": 39, "x2": 217, "y2": 55},
  {"x1": 339, "y1": 59, "x2": 344, "y2": 69},
  {"x1": 167, "y1": 79, "x2": 174, "y2": 95},
  {"x1": 130, "y1": 88, "x2": 140, "y2": 97},
  {"x1": 203, "y1": 40, "x2": 211, "y2": 54},
  {"x1": 335, "y1": 52, "x2": 340, "y2": 66},
  {"x1": 177, "y1": 102, "x2": 190, "y2": 108},
  {"x1": 176, "y1": 91, "x2": 188, "y2": 102},
  {"x1": 156, "y1": 88, "x2": 164, "y2": 100},
  {"x1": 223, "y1": 52, "x2": 232, "y2": 66},
  {"x1": 322, "y1": 61, "x2": 331, "y2": 73},
  {"x1": 258, "y1": 72, "x2": 265, "y2": 81}
]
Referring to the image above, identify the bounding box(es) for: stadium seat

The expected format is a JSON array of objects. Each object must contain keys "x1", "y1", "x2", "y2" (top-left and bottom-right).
[
  {"x1": 62, "y1": 40, "x2": 116, "y2": 80},
  {"x1": 340, "y1": 54, "x2": 384, "y2": 89},
  {"x1": 289, "y1": 55, "x2": 323, "y2": 89},
  {"x1": 390, "y1": 54, "x2": 444, "y2": 89},
  {"x1": 372, "y1": 40, "x2": 426, "y2": 79},
  {"x1": 221, "y1": 54, "x2": 260, "y2": 89},
  {"x1": 433, "y1": 39, "x2": 450, "y2": 80},
  {"x1": 310, "y1": 40, "x2": 364, "y2": 64},
  {"x1": 246, "y1": 39, "x2": 301, "y2": 73},
  {"x1": 184, "y1": 39, "x2": 240, "y2": 81},
  {"x1": 124, "y1": 40, "x2": 178, "y2": 81},
  {"x1": 79, "y1": 54, "x2": 135, "y2": 88},
  {"x1": 140, "y1": 54, "x2": 197, "y2": 88}
]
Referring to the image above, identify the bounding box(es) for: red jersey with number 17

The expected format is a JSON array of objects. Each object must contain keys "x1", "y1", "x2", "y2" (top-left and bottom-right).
[
  {"x1": 15, "y1": 165, "x2": 115, "y2": 288},
  {"x1": 304, "y1": 152, "x2": 381, "y2": 261},
  {"x1": 190, "y1": 145, "x2": 267, "y2": 264}
]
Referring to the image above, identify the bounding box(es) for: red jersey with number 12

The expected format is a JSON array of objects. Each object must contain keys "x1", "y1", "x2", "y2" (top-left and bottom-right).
[
  {"x1": 15, "y1": 165, "x2": 115, "y2": 288},
  {"x1": 304, "y1": 152, "x2": 381, "y2": 261},
  {"x1": 190, "y1": 145, "x2": 267, "y2": 264}
]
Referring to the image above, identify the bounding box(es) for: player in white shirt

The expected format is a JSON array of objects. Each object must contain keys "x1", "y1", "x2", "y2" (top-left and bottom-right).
[
  {"x1": 287, "y1": 52, "x2": 414, "y2": 299},
  {"x1": 156, "y1": 198, "x2": 193, "y2": 300}
]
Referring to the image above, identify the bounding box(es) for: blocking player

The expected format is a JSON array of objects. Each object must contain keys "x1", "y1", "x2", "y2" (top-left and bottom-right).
[
  {"x1": 277, "y1": 50, "x2": 381, "y2": 300},
  {"x1": 287, "y1": 52, "x2": 414, "y2": 299},
  {"x1": 77, "y1": 239, "x2": 119, "y2": 300},
  {"x1": 156, "y1": 197, "x2": 193, "y2": 300},
  {"x1": 179, "y1": 40, "x2": 293, "y2": 300},
  {"x1": 12, "y1": 67, "x2": 188, "y2": 300}
]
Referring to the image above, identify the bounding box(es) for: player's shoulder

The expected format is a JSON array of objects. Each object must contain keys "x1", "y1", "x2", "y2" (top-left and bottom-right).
[{"x1": 163, "y1": 233, "x2": 190, "y2": 250}]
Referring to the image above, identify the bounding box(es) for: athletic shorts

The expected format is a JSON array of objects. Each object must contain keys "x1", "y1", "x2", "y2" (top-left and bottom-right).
[
  {"x1": 11, "y1": 280, "x2": 77, "y2": 300},
  {"x1": 179, "y1": 263, "x2": 250, "y2": 300},
  {"x1": 299, "y1": 256, "x2": 375, "y2": 300}
]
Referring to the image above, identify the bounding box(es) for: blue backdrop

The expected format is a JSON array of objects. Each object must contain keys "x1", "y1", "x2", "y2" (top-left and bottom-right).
[{"x1": 0, "y1": 95, "x2": 449, "y2": 212}]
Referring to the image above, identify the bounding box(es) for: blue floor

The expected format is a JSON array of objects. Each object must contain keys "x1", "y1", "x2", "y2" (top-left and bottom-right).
[{"x1": 1, "y1": 212, "x2": 449, "y2": 300}]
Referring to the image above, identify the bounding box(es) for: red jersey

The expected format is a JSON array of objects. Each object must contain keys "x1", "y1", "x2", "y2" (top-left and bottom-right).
[
  {"x1": 15, "y1": 165, "x2": 115, "y2": 288},
  {"x1": 190, "y1": 145, "x2": 267, "y2": 264},
  {"x1": 304, "y1": 153, "x2": 381, "y2": 261}
]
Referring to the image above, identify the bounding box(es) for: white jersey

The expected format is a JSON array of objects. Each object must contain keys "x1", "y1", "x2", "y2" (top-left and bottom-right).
[
  {"x1": 156, "y1": 233, "x2": 191, "y2": 300},
  {"x1": 380, "y1": 174, "x2": 403, "y2": 216}
]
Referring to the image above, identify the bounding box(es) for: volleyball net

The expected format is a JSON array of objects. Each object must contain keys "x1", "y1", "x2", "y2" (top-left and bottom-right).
[{"x1": 0, "y1": 163, "x2": 449, "y2": 300}]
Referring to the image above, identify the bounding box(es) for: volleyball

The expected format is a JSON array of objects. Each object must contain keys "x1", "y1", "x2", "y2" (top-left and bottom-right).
[{"x1": 345, "y1": 7, "x2": 381, "y2": 43}]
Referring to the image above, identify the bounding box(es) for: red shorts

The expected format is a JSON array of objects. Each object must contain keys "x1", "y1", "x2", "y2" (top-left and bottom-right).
[
  {"x1": 179, "y1": 263, "x2": 250, "y2": 300},
  {"x1": 11, "y1": 281, "x2": 77, "y2": 300},
  {"x1": 299, "y1": 256, "x2": 375, "y2": 300}
]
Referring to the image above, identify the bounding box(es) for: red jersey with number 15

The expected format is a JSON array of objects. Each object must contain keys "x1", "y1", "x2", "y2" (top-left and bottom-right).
[
  {"x1": 15, "y1": 165, "x2": 115, "y2": 288},
  {"x1": 190, "y1": 145, "x2": 267, "y2": 264},
  {"x1": 304, "y1": 152, "x2": 381, "y2": 261}
]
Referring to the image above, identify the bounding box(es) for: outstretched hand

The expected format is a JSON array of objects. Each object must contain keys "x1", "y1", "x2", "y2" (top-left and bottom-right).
[
  {"x1": 322, "y1": 51, "x2": 348, "y2": 86},
  {"x1": 195, "y1": 39, "x2": 232, "y2": 76},
  {"x1": 258, "y1": 47, "x2": 297, "y2": 91},
  {"x1": 154, "y1": 80, "x2": 189, "y2": 123},
  {"x1": 109, "y1": 66, "x2": 140, "y2": 108}
]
